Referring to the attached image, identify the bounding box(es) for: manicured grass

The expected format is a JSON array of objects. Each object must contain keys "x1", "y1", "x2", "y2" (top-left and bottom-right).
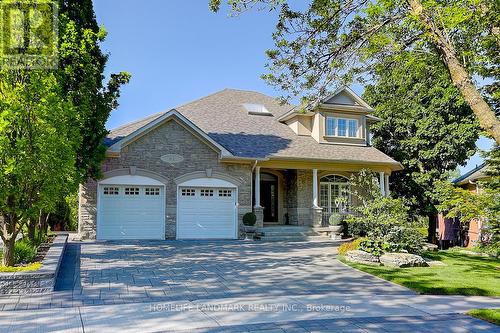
[
  {"x1": 342, "y1": 250, "x2": 500, "y2": 296},
  {"x1": 468, "y1": 309, "x2": 500, "y2": 325},
  {"x1": 0, "y1": 262, "x2": 42, "y2": 272}
]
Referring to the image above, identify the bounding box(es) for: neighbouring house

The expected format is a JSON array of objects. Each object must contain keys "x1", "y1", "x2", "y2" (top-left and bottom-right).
[
  {"x1": 438, "y1": 163, "x2": 490, "y2": 248},
  {"x1": 78, "y1": 87, "x2": 402, "y2": 240}
]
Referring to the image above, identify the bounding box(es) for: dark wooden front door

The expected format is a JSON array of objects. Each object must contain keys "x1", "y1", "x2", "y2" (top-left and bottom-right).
[{"x1": 261, "y1": 179, "x2": 278, "y2": 222}]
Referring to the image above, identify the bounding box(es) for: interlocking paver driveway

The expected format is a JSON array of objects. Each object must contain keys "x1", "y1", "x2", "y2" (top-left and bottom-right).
[
  {"x1": 55, "y1": 240, "x2": 412, "y2": 306},
  {"x1": 0, "y1": 240, "x2": 413, "y2": 310}
]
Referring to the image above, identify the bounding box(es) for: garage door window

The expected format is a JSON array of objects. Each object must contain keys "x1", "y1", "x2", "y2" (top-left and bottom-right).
[
  {"x1": 200, "y1": 189, "x2": 214, "y2": 197},
  {"x1": 103, "y1": 187, "x2": 119, "y2": 195},
  {"x1": 145, "y1": 187, "x2": 160, "y2": 196},
  {"x1": 218, "y1": 189, "x2": 232, "y2": 197},
  {"x1": 124, "y1": 187, "x2": 140, "y2": 195},
  {"x1": 181, "y1": 188, "x2": 196, "y2": 197}
]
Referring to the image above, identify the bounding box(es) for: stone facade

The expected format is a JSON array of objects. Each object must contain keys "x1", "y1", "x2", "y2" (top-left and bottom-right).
[
  {"x1": 283, "y1": 169, "x2": 314, "y2": 226},
  {"x1": 79, "y1": 119, "x2": 253, "y2": 240},
  {"x1": 78, "y1": 117, "x2": 365, "y2": 239}
]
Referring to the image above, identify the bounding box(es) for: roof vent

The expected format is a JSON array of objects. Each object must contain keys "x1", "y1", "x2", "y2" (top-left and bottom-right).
[{"x1": 243, "y1": 103, "x2": 272, "y2": 116}]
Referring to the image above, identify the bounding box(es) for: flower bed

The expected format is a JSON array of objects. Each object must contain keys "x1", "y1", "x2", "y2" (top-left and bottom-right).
[{"x1": 0, "y1": 233, "x2": 68, "y2": 294}]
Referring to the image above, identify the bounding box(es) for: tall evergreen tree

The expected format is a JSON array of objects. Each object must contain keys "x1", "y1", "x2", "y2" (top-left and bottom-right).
[{"x1": 58, "y1": 0, "x2": 130, "y2": 181}]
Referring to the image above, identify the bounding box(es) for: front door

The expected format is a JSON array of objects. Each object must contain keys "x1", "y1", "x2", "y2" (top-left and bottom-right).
[{"x1": 260, "y1": 173, "x2": 278, "y2": 222}]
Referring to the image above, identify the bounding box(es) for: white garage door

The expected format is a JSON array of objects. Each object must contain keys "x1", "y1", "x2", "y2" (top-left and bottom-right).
[
  {"x1": 98, "y1": 184, "x2": 165, "y2": 240},
  {"x1": 177, "y1": 187, "x2": 237, "y2": 239}
]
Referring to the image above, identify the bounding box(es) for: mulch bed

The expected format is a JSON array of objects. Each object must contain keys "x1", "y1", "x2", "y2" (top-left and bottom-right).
[{"x1": 34, "y1": 235, "x2": 56, "y2": 262}]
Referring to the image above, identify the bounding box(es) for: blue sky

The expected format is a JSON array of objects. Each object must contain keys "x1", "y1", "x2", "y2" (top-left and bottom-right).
[{"x1": 93, "y1": 0, "x2": 493, "y2": 175}]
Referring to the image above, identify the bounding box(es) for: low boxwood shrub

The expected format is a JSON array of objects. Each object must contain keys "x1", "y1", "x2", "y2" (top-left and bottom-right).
[
  {"x1": 14, "y1": 239, "x2": 37, "y2": 264},
  {"x1": 328, "y1": 213, "x2": 344, "y2": 226},
  {"x1": 242, "y1": 212, "x2": 257, "y2": 226}
]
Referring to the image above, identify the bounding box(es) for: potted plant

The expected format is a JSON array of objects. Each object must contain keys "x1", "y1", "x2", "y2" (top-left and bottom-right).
[
  {"x1": 242, "y1": 212, "x2": 257, "y2": 238},
  {"x1": 328, "y1": 213, "x2": 344, "y2": 240}
]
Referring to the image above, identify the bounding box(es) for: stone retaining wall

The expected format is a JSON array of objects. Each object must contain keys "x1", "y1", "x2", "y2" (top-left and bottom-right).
[{"x1": 0, "y1": 233, "x2": 68, "y2": 294}]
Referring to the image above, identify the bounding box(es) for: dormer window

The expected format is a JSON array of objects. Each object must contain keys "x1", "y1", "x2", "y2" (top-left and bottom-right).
[
  {"x1": 243, "y1": 103, "x2": 272, "y2": 116},
  {"x1": 325, "y1": 117, "x2": 358, "y2": 138}
]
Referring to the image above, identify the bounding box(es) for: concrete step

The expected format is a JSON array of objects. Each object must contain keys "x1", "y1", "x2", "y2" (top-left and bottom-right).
[
  {"x1": 260, "y1": 231, "x2": 320, "y2": 237},
  {"x1": 258, "y1": 226, "x2": 311, "y2": 232},
  {"x1": 259, "y1": 235, "x2": 332, "y2": 242}
]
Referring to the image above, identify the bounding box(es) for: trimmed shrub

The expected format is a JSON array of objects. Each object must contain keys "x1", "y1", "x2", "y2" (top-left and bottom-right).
[
  {"x1": 329, "y1": 213, "x2": 343, "y2": 226},
  {"x1": 14, "y1": 239, "x2": 37, "y2": 264},
  {"x1": 359, "y1": 238, "x2": 388, "y2": 257},
  {"x1": 338, "y1": 238, "x2": 364, "y2": 255},
  {"x1": 384, "y1": 226, "x2": 425, "y2": 254},
  {"x1": 242, "y1": 212, "x2": 257, "y2": 226}
]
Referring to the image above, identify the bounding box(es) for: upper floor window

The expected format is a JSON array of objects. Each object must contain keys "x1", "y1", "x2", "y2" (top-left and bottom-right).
[{"x1": 325, "y1": 117, "x2": 358, "y2": 138}]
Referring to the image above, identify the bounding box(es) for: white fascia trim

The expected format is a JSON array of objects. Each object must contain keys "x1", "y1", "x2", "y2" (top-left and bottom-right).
[
  {"x1": 107, "y1": 109, "x2": 233, "y2": 157},
  {"x1": 319, "y1": 103, "x2": 375, "y2": 113},
  {"x1": 267, "y1": 156, "x2": 404, "y2": 171},
  {"x1": 366, "y1": 114, "x2": 382, "y2": 122},
  {"x1": 322, "y1": 86, "x2": 373, "y2": 109},
  {"x1": 278, "y1": 110, "x2": 315, "y2": 122}
]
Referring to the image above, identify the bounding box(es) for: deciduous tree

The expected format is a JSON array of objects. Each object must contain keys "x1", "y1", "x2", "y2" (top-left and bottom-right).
[
  {"x1": 0, "y1": 0, "x2": 129, "y2": 265},
  {"x1": 363, "y1": 50, "x2": 479, "y2": 239},
  {"x1": 210, "y1": 0, "x2": 500, "y2": 142},
  {"x1": 0, "y1": 70, "x2": 77, "y2": 266}
]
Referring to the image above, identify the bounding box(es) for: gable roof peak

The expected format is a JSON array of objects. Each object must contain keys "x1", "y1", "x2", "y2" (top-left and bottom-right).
[{"x1": 321, "y1": 86, "x2": 372, "y2": 109}]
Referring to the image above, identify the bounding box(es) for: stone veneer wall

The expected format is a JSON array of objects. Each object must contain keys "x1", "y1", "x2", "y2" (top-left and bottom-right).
[
  {"x1": 284, "y1": 170, "x2": 298, "y2": 225},
  {"x1": 79, "y1": 120, "x2": 252, "y2": 240},
  {"x1": 284, "y1": 169, "x2": 313, "y2": 226}
]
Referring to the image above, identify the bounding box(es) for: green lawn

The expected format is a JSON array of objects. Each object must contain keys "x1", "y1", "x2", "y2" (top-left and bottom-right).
[
  {"x1": 342, "y1": 250, "x2": 500, "y2": 296},
  {"x1": 468, "y1": 309, "x2": 500, "y2": 325}
]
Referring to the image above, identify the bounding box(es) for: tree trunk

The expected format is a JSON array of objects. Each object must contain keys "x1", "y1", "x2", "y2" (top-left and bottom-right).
[
  {"x1": 27, "y1": 218, "x2": 36, "y2": 243},
  {"x1": 408, "y1": 0, "x2": 500, "y2": 144},
  {"x1": 427, "y1": 213, "x2": 437, "y2": 244},
  {"x1": 38, "y1": 211, "x2": 50, "y2": 239},
  {"x1": 1, "y1": 237, "x2": 15, "y2": 267},
  {"x1": 1, "y1": 211, "x2": 19, "y2": 266}
]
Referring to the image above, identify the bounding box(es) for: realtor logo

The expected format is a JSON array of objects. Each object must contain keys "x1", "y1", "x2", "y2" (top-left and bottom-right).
[{"x1": 0, "y1": 1, "x2": 58, "y2": 69}]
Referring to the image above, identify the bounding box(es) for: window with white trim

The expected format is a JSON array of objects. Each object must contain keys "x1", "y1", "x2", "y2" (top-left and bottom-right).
[
  {"x1": 181, "y1": 188, "x2": 196, "y2": 197},
  {"x1": 103, "y1": 187, "x2": 119, "y2": 195},
  {"x1": 200, "y1": 189, "x2": 214, "y2": 197},
  {"x1": 145, "y1": 187, "x2": 160, "y2": 196},
  {"x1": 325, "y1": 117, "x2": 358, "y2": 138},
  {"x1": 218, "y1": 189, "x2": 232, "y2": 197},
  {"x1": 319, "y1": 175, "x2": 351, "y2": 216},
  {"x1": 124, "y1": 187, "x2": 140, "y2": 195}
]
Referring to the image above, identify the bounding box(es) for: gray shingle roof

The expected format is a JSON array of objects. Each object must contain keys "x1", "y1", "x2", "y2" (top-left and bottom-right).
[
  {"x1": 107, "y1": 89, "x2": 400, "y2": 167},
  {"x1": 453, "y1": 163, "x2": 488, "y2": 185}
]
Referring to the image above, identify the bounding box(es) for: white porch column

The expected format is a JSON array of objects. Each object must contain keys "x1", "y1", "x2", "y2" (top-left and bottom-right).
[
  {"x1": 254, "y1": 166, "x2": 261, "y2": 207},
  {"x1": 384, "y1": 174, "x2": 390, "y2": 196},
  {"x1": 312, "y1": 169, "x2": 319, "y2": 208},
  {"x1": 379, "y1": 172, "x2": 385, "y2": 196}
]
